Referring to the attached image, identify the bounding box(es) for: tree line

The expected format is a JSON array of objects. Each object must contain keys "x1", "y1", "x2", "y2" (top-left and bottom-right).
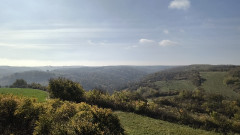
[{"x1": 7, "y1": 79, "x2": 48, "y2": 91}]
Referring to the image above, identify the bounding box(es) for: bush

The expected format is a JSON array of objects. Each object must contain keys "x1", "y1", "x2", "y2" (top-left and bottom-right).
[
  {"x1": 10, "y1": 79, "x2": 28, "y2": 88},
  {"x1": 28, "y1": 82, "x2": 48, "y2": 91},
  {"x1": 232, "y1": 121, "x2": 240, "y2": 133},
  {"x1": 34, "y1": 100, "x2": 124, "y2": 135},
  {"x1": 48, "y1": 77, "x2": 85, "y2": 102},
  {"x1": 85, "y1": 89, "x2": 114, "y2": 109},
  {"x1": 223, "y1": 77, "x2": 239, "y2": 85},
  {"x1": 0, "y1": 94, "x2": 124, "y2": 135},
  {"x1": 0, "y1": 94, "x2": 42, "y2": 135}
]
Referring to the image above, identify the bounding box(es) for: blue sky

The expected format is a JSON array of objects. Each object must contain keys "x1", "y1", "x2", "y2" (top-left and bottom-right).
[{"x1": 0, "y1": 0, "x2": 240, "y2": 66}]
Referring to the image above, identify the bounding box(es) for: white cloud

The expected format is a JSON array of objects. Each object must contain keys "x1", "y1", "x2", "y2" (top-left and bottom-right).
[
  {"x1": 139, "y1": 39, "x2": 155, "y2": 44},
  {"x1": 159, "y1": 40, "x2": 178, "y2": 46},
  {"x1": 87, "y1": 40, "x2": 108, "y2": 46},
  {"x1": 163, "y1": 29, "x2": 169, "y2": 34},
  {"x1": 169, "y1": 0, "x2": 190, "y2": 10}
]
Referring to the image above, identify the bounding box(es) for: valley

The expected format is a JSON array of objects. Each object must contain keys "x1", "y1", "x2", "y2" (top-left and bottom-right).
[{"x1": 1, "y1": 64, "x2": 240, "y2": 134}]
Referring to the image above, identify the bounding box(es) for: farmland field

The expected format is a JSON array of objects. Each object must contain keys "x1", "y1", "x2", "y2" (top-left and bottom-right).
[
  {"x1": 0, "y1": 88, "x2": 48, "y2": 102},
  {"x1": 200, "y1": 72, "x2": 240, "y2": 99},
  {"x1": 115, "y1": 111, "x2": 219, "y2": 135},
  {"x1": 154, "y1": 80, "x2": 196, "y2": 92}
]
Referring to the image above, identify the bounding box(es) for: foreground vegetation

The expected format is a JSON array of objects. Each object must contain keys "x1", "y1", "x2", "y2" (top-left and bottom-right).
[
  {"x1": 43, "y1": 77, "x2": 240, "y2": 134},
  {"x1": 0, "y1": 87, "x2": 224, "y2": 135},
  {"x1": 115, "y1": 111, "x2": 219, "y2": 135},
  {"x1": 84, "y1": 89, "x2": 240, "y2": 133},
  {"x1": 0, "y1": 94, "x2": 124, "y2": 135}
]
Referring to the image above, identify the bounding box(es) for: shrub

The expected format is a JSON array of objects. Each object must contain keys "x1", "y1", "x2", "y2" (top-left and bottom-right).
[
  {"x1": 10, "y1": 79, "x2": 28, "y2": 88},
  {"x1": 48, "y1": 77, "x2": 85, "y2": 102},
  {"x1": 0, "y1": 94, "x2": 42, "y2": 135},
  {"x1": 85, "y1": 89, "x2": 114, "y2": 108},
  {"x1": 34, "y1": 100, "x2": 124, "y2": 135},
  {"x1": 0, "y1": 94, "x2": 124, "y2": 135},
  {"x1": 223, "y1": 77, "x2": 239, "y2": 85},
  {"x1": 232, "y1": 121, "x2": 240, "y2": 133},
  {"x1": 28, "y1": 82, "x2": 48, "y2": 91}
]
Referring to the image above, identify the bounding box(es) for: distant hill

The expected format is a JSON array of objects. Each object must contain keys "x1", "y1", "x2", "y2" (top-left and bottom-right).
[
  {"x1": 0, "y1": 70, "x2": 56, "y2": 86},
  {"x1": 126, "y1": 65, "x2": 240, "y2": 99},
  {"x1": 0, "y1": 66, "x2": 85, "y2": 78},
  {"x1": 0, "y1": 66, "x2": 173, "y2": 92}
]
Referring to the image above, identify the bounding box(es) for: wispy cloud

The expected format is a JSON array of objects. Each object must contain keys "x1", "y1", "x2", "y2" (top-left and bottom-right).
[
  {"x1": 0, "y1": 58, "x2": 109, "y2": 67},
  {"x1": 163, "y1": 29, "x2": 169, "y2": 34},
  {"x1": 159, "y1": 40, "x2": 178, "y2": 46},
  {"x1": 0, "y1": 28, "x2": 112, "y2": 41},
  {"x1": 87, "y1": 40, "x2": 109, "y2": 47},
  {"x1": 0, "y1": 42, "x2": 52, "y2": 50},
  {"x1": 169, "y1": 0, "x2": 190, "y2": 10},
  {"x1": 139, "y1": 39, "x2": 155, "y2": 44}
]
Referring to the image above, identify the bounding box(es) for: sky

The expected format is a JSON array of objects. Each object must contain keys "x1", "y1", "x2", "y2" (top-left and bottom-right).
[{"x1": 0, "y1": 0, "x2": 240, "y2": 66}]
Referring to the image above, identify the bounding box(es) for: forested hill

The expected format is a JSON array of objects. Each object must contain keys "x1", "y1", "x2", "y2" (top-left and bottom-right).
[
  {"x1": 0, "y1": 66, "x2": 173, "y2": 92},
  {"x1": 126, "y1": 65, "x2": 240, "y2": 99}
]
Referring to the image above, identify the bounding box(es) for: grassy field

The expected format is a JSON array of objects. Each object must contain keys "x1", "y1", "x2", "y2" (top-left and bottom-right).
[
  {"x1": 200, "y1": 72, "x2": 240, "y2": 99},
  {"x1": 115, "y1": 111, "x2": 219, "y2": 135},
  {"x1": 154, "y1": 80, "x2": 196, "y2": 92},
  {"x1": 0, "y1": 88, "x2": 48, "y2": 102}
]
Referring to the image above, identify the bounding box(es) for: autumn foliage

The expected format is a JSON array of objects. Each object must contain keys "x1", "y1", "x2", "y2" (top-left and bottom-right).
[{"x1": 0, "y1": 94, "x2": 124, "y2": 135}]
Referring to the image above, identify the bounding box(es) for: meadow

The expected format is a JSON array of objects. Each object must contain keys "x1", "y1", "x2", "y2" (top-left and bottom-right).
[
  {"x1": 154, "y1": 80, "x2": 196, "y2": 92},
  {"x1": 200, "y1": 72, "x2": 240, "y2": 99},
  {"x1": 0, "y1": 88, "x2": 48, "y2": 102},
  {"x1": 115, "y1": 111, "x2": 219, "y2": 135}
]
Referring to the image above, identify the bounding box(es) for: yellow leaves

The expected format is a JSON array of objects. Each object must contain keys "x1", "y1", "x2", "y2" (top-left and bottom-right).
[
  {"x1": 232, "y1": 121, "x2": 240, "y2": 132},
  {"x1": 0, "y1": 94, "x2": 124, "y2": 135},
  {"x1": 34, "y1": 99, "x2": 124, "y2": 135},
  {"x1": 179, "y1": 109, "x2": 184, "y2": 113}
]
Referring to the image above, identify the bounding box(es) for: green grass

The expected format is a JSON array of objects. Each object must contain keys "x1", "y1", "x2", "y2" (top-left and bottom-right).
[
  {"x1": 154, "y1": 80, "x2": 196, "y2": 92},
  {"x1": 200, "y1": 72, "x2": 240, "y2": 99},
  {"x1": 115, "y1": 111, "x2": 219, "y2": 135},
  {"x1": 0, "y1": 88, "x2": 48, "y2": 102}
]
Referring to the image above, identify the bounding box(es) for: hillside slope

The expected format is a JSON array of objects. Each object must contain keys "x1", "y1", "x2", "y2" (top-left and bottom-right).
[
  {"x1": 115, "y1": 111, "x2": 219, "y2": 135},
  {"x1": 127, "y1": 65, "x2": 240, "y2": 99},
  {"x1": 200, "y1": 72, "x2": 240, "y2": 99}
]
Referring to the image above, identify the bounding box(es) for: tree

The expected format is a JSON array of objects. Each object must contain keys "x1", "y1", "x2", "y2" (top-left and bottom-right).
[
  {"x1": 48, "y1": 78, "x2": 85, "y2": 102},
  {"x1": 10, "y1": 79, "x2": 28, "y2": 88}
]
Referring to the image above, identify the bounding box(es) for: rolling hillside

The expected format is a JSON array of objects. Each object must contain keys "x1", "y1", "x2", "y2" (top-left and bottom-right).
[
  {"x1": 200, "y1": 72, "x2": 240, "y2": 99},
  {"x1": 127, "y1": 65, "x2": 240, "y2": 99}
]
